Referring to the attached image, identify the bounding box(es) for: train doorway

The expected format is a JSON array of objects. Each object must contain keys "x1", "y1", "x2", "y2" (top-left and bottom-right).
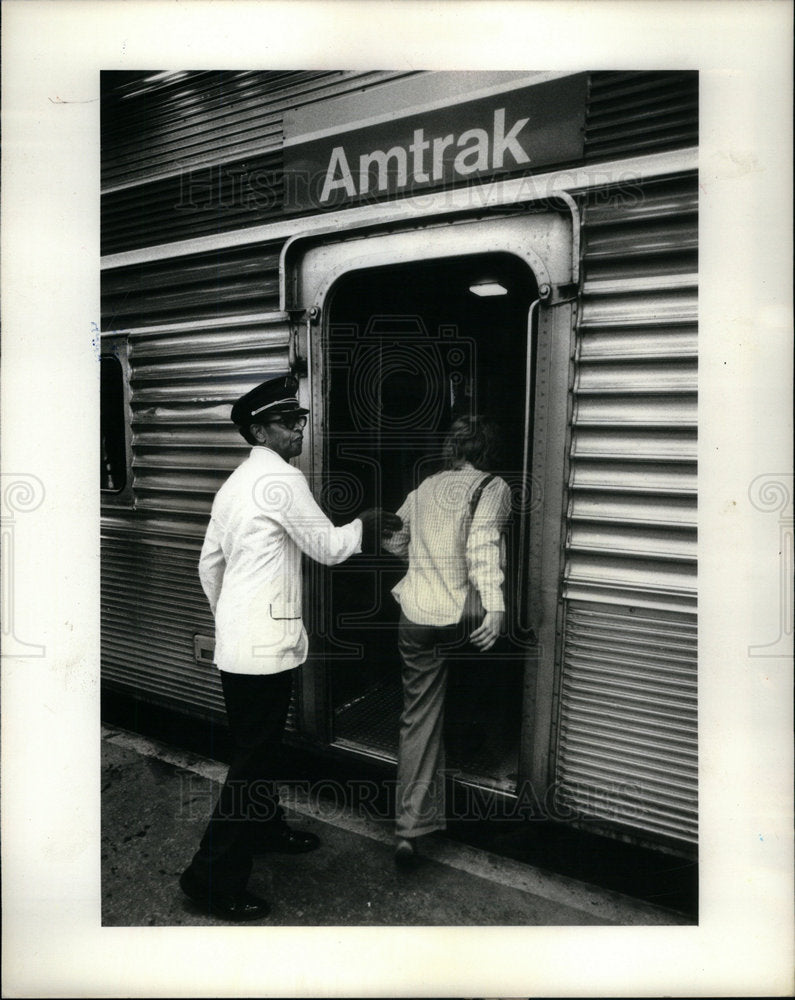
[{"x1": 314, "y1": 251, "x2": 539, "y2": 792}]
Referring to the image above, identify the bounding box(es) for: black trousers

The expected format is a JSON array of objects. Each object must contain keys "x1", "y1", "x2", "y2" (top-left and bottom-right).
[{"x1": 184, "y1": 669, "x2": 294, "y2": 895}]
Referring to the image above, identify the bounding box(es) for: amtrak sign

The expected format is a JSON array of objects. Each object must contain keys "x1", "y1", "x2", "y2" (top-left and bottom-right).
[{"x1": 284, "y1": 74, "x2": 588, "y2": 211}]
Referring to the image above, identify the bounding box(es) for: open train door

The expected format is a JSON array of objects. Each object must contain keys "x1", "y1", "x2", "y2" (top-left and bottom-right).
[{"x1": 283, "y1": 210, "x2": 576, "y2": 800}]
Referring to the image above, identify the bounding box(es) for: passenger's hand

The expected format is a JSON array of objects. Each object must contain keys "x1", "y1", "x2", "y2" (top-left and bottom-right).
[
  {"x1": 359, "y1": 509, "x2": 403, "y2": 551},
  {"x1": 469, "y1": 610, "x2": 505, "y2": 651}
]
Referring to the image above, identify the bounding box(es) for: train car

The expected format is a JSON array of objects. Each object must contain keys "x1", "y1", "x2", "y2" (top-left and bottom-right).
[{"x1": 100, "y1": 70, "x2": 698, "y2": 860}]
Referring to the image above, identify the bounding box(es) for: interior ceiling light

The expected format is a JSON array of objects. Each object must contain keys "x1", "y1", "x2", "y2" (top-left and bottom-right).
[{"x1": 469, "y1": 281, "x2": 508, "y2": 297}]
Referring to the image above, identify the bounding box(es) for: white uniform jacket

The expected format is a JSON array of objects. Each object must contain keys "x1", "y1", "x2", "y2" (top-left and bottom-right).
[{"x1": 199, "y1": 446, "x2": 362, "y2": 674}]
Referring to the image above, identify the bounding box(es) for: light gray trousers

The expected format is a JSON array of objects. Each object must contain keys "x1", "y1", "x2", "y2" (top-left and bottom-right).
[{"x1": 395, "y1": 612, "x2": 461, "y2": 839}]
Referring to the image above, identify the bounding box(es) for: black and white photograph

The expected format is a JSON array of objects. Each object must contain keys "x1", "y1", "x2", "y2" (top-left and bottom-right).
[
  {"x1": 2, "y1": 1, "x2": 792, "y2": 997},
  {"x1": 97, "y1": 66, "x2": 702, "y2": 927}
]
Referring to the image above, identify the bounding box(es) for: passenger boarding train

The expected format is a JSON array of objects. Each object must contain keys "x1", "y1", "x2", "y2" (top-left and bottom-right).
[{"x1": 100, "y1": 70, "x2": 698, "y2": 860}]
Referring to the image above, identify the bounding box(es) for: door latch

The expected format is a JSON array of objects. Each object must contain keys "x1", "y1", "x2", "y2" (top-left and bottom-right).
[{"x1": 289, "y1": 307, "x2": 318, "y2": 374}]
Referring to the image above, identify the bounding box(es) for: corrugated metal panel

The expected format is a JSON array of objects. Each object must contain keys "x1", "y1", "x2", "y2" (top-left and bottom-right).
[
  {"x1": 101, "y1": 153, "x2": 284, "y2": 255},
  {"x1": 569, "y1": 173, "x2": 698, "y2": 603},
  {"x1": 127, "y1": 305, "x2": 290, "y2": 514},
  {"x1": 555, "y1": 603, "x2": 698, "y2": 844},
  {"x1": 554, "y1": 173, "x2": 698, "y2": 850},
  {"x1": 585, "y1": 72, "x2": 698, "y2": 161},
  {"x1": 101, "y1": 239, "x2": 293, "y2": 718},
  {"x1": 101, "y1": 70, "x2": 417, "y2": 252},
  {"x1": 581, "y1": 174, "x2": 698, "y2": 282},
  {"x1": 575, "y1": 392, "x2": 696, "y2": 427},
  {"x1": 101, "y1": 245, "x2": 282, "y2": 325},
  {"x1": 101, "y1": 71, "x2": 418, "y2": 189},
  {"x1": 101, "y1": 536, "x2": 225, "y2": 716}
]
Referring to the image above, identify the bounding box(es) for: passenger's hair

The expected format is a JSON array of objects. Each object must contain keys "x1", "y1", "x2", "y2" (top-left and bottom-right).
[{"x1": 442, "y1": 416, "x2": 500, "y2": 471}]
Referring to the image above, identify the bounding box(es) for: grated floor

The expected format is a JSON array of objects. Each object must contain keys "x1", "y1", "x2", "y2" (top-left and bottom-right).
[{"x1": 333, "y1": 676, "x2": 520, "y2": 792}]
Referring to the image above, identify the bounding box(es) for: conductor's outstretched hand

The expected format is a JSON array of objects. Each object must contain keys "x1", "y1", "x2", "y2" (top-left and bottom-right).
[{"x1": 359, "y1": 508, "x2": 403, "y2": 552}]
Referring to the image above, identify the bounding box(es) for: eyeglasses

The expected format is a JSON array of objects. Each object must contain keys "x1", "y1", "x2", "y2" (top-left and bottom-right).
[{"x1": 268, "y1": 414, "x2": 307, "y2": 431}]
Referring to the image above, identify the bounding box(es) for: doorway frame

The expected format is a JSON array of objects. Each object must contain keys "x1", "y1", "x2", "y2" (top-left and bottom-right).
[{"x1": 288, "y1": 210, "x2": 576, "y2": 795}]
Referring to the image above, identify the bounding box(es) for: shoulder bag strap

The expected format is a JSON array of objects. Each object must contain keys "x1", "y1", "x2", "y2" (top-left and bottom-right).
[{"x1": 467, "y1": 474, "x2": 496, "y2": 533}]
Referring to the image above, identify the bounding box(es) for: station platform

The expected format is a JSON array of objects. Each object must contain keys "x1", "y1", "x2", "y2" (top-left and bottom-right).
[{"x1": 101, "y1": 725, "x2": 693, "y2": 927}]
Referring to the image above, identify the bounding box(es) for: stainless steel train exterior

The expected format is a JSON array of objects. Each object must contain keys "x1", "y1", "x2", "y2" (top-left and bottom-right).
[{"x1": 100, "y1": 70, "x2": 698, "y2": 857}]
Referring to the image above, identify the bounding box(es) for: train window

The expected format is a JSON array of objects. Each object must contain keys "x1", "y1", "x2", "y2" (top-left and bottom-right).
[{"x1": 100, "y1": 352, "x2": 129, "y2": 495}]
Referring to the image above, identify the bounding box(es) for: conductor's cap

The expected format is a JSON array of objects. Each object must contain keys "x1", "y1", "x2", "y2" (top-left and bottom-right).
[{"x1": 230, "y1": 374, "x2": 309, "y2": 426}]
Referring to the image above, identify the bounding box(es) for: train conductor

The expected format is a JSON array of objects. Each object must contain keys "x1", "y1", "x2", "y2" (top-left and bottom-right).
[{"x1": 179, "y1": 373, "x2": 400, "y2": 921}]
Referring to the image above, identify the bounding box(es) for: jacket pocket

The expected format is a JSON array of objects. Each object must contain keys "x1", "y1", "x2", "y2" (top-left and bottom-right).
[{"x1": 269, "y1": 602, "x2": 301, "y2": 621}]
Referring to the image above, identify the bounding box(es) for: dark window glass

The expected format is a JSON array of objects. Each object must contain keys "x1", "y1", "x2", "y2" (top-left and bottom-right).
[{"x1": 100, "y1": 355, "x2": 127, "y2": 492}]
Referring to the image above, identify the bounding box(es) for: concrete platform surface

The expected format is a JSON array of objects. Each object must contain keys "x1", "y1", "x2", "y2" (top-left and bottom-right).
[{"x1": 101, "y1": 725, "x2": 691, "y2": 927}]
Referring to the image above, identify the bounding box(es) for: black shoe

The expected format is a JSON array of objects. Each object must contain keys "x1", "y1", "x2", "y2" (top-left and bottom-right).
[
  {"x1": 394, "y1": 838, "x2": 418, "y2": 870},
  {"x1": 179, "y1": 870, "x2": 270, "y2": 922},
  {"x1": 255, "y1": 825, "x2": 321, "y2": 854}
]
